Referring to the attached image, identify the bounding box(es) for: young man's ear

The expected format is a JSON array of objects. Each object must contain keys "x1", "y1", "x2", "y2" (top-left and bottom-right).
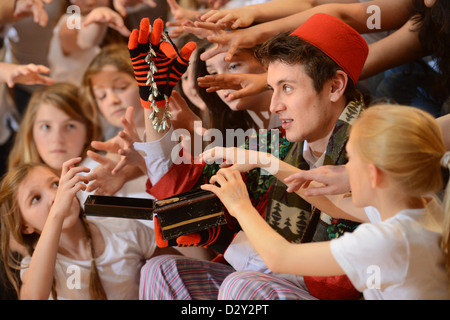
[{"x1": 329, "y1": 70, "x2": 348, "y2": 102}]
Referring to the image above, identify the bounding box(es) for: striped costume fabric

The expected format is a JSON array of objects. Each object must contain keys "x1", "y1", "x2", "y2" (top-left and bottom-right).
[{"x1": 139, "y1": 255, "x2": 316, "y2": 300}]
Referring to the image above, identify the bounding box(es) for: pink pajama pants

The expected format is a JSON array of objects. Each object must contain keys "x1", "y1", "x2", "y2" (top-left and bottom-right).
[{"x1": 139, "y1": 255, "x2": 317, "y2": 300}]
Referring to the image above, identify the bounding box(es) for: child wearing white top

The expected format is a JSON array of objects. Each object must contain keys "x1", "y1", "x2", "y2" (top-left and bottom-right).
[{"x1": 201, "y1": 104, "x2": 450, "y2": 299}]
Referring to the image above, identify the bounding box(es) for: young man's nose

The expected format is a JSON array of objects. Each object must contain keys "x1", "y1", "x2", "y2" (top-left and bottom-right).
[{"x1": 269, "y1": 94, "x2": 286, "y2": 114}]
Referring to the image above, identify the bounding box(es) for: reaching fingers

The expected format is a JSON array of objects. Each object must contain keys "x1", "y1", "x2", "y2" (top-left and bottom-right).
[{"x1": 87, "y1": 150, "x2": 115, "y2": 170}]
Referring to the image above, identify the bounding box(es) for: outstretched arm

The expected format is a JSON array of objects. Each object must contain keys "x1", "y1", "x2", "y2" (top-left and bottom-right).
[
  {"x1": 200, "y1": 147, "x2": 367, "y2": 222},
  {"x1": 188, "y1": 0, "x2": 412, "y2": 62},
  {"x1": 201, "y1": 168, "x2": 345, "y2": 276}
]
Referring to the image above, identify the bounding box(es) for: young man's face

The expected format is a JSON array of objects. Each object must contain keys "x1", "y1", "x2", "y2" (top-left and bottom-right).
[{"x1": 267, "y1": 61, "x2": 335, "y2": 143}]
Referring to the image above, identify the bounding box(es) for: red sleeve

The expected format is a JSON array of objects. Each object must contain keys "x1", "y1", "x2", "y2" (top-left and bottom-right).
[{"x1": 145, "y1": 161, "x2": 206, "y2": 200}]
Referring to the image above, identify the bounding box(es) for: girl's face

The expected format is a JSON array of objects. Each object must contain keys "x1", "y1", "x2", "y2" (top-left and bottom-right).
[
  {"x1": 90, "y1": 64, "x2": 144, "y2": 128},
  {"x1": 206, "y1": 50, "x2": 269, "y2": 112},
  {"x1": 70, "y1": 0, "x2": 110, "y2": 15},
  {"x1": 181, "y1": 50, "x2": 207, "y2": 111},
  {"x1": 17, "y1": 166, "x2": 80, "y2": 235},
  {"x1": 345, "y1": 133, "x2": 373, "y2": 208},
  {"x1": 32, "y1": 103, "x2": 88, "y2": 171}
]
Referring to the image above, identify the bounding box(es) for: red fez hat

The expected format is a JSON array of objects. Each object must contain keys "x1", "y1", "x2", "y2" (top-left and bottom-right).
[{"x1": 290, "y1": 13, "x2": 368, "y2": 84}]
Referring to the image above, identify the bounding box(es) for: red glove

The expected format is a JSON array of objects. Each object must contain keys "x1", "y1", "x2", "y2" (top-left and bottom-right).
[{"x1": 128, "y1": 18, "x2": 196, "y2": 130}]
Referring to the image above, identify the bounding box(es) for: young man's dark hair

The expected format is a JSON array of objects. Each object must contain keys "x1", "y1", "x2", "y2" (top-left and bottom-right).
[{"x1": 255, "y1": 32, "x2": 360, "y2": 102}]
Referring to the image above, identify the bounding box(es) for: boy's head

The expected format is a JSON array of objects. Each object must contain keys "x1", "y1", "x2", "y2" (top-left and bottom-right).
[
  {"x1": 256, "y1": 14, "x2": 368, "y2": 143},
  {"x1": 256, "y1": 13, "x2": 368, "y2": 102}
]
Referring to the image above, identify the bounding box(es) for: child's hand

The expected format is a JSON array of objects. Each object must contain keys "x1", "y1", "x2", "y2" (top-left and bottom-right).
[
  {"x1": 284, "y1": 165, "x2": 351, "y2": 196},
  {"x1": 113, "y1": 0, "x2": 157, "y2": 17},
  {"x1": 51, "y1": 158, "x2": 91, "y2": 220},
  {"x1": 1, "y1": 63, "x2": 55, "y2": 88},
  {"x1": 13, "y1": 0, "x2": 53, "y2": 27},
  {"x1": 199, "y1": 147, "x2": 278, "y2": 173},
  {"x1": 114, "y1": 106, "x2": 145, "y2": 174},
  {"x1": 201, "y1": 168, "x2": 252, "y2": 217},
  {"x1": 83, "y1": 6, "x2": 131, "y2": 37},
  {"x1": 128, "y1": 18, "x2": 196, "y2": 110},
  {"x1": 200, "y1": 7, "x2": 256, "y2": 29}
]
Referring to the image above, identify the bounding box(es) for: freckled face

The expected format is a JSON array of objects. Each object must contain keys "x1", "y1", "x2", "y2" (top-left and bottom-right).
[
  {"x1": 32, "y1": 103, "x2": 88, "y2": 171},
  {"x1": 91, "y1": 65, "x2": 144, "y2": 128}
]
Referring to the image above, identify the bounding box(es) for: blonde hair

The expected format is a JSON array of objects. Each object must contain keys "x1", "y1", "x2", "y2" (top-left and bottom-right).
[
  {"x1": 351, "y1": 104, "x2": 449, "y2": 281},
  {"x1": 0, "y1": 163, "x2": 107, "y2": 299},
  {"x1": 80, "y1": 43, "x2": 134, "y2": 124},
  {"x1": 7, "y1": 82, "x2": 102, "y2": 171}
]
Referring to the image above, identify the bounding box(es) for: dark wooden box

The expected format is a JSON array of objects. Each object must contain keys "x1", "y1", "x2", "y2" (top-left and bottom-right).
[{"x1": 84, "y1": 190, "x2": 226, "y2": 240}]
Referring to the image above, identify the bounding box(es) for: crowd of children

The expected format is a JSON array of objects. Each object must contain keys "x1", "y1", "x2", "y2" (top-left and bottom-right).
[{"x1": 0, "y1": 0, "x2": 448, "y2": 300}]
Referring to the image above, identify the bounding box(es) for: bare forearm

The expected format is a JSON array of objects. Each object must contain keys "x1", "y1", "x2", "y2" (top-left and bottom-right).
[
  {"x1": 232, "y1": 202, "x2": 343, "y2": 276},
  {"x1": 20, "y1": 214, "x2": 63, "y2": 300},
  {"x1": 0, "y1": 0, "x2": 16, "y2": 24},
  {"x1": 250, "y1": 0, "x2": 315, "y2": 23},
  {"x1": 249, "y1": 0, "x2": 411, "y2": 46},
  {"x1": 262, "y1": 154, "x2": 363, "y2": 221}
]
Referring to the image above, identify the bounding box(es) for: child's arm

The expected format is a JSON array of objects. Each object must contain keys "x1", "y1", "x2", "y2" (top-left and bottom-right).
[
  {"x1": 201, "y1": 147, "x2": 368, "y2": 222},
  {"x1": 20, "y1": 158, "x2": 92, "y2": 300},
  {"x1": 59, "y1": 7, "x2": 130, "y2": 55},
  {"x1": 200, "y1": 0, "x2": 315, "y2": 29},
  {"x1": 201, "y1": 168, "x2": 345, "y2": 276}
]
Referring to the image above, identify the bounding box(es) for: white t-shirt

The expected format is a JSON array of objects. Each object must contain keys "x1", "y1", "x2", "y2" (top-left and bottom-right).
[
  {"x1": 330, "y1": 197, "x2": 450, "y2": 300},
  {"x1": 21, "y1": 218, "x2": 155, "y2": 300}
]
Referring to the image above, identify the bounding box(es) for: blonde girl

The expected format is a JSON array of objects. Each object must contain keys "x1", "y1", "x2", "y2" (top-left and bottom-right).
[
  {"x1": 81, "y1": 43, "x2": 145, "y2": 140},
  {"x1": 0, "y1": 158, "x2": 165, "y2": 300},
  {"x1": 201, "y1": 105, "x2": 450, "y2": 299},
  {"x1": 7, "y1": 82, "x2": 101, "y2": 173}
]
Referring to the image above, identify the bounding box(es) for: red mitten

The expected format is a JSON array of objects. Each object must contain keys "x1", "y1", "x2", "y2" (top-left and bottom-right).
[{"x1": 128, "y1": 18, "x2": 196, "y2": 131}]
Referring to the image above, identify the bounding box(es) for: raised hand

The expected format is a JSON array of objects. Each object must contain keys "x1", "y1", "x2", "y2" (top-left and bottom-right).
[
  {"x1": 113, "y1": 0, "x2": 157, "y2": 17},
  {"x1": 197, "y1": 72, "x2": 268, "y2": 101},
  {"x1": 82, "y1": 6, "x2": 131, "y2": 37},
  {"x1": 52, "y1": 158, "x2": 92, "y2": 218},
  {"x1": 284, "y1": 165, "x2": 351, "y2": 196},
  {"x1": 128, "y1": 17, "x2": 196, "y2": 132},
  {"x1": 1, "y1": 63, "x2": 54, "y2": 88},
  {"x1": 200, "y1": 7, "x2": 256, "y2": 29},
  {"x1": 183, "y1": 20, "x2": 256, "y2": 61},
  {"x1": 199, "y1": 146, "x2": 278, "y2": 173}
]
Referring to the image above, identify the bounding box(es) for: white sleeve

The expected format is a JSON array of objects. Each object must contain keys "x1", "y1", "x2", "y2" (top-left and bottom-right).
[
  {"x1": 330, "y1": 223, "x2": 408, "y2": 292},
  {"x1": 133, "y1": 127, "x2": 177, "y2": 186}
]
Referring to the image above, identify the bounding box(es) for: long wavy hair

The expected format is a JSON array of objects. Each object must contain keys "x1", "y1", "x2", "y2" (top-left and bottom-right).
[
  {"x1": 0, "y1": 163, "x2": 107, "y2": 299},
  {"x1": 7, "y1": 82, "x2": 101, "y2": 171}
]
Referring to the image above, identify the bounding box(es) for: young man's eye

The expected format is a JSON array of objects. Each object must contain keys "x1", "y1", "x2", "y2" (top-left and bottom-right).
[{"x1": 283, "y1": 84, "x2": 292, "y2": 93}]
